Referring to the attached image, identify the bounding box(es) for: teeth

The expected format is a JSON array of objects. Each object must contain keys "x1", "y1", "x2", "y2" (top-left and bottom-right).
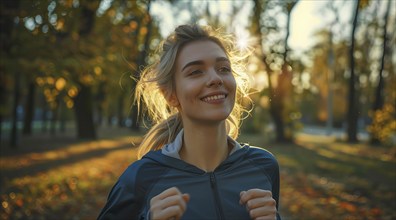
[{"x1": 202, "y1": 94, "x2": 226, "y2": 102}]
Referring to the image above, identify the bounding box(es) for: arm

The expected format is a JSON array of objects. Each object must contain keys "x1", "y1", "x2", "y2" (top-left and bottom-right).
[
  {"x1": 98, "y1": 162, "x2": 147, "y2": 220},
  {"x1": 97, "y1": 180, "x2": 142, "y2": 220},
  {"x1": 269, "y1": 155, "x2": 281, "y2": 220},
  {"x1": 243, "y1": 147, "x2": 282, "y2": 220}
]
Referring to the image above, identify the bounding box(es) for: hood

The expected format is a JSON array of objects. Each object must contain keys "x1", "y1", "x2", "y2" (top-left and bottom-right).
[
  {"x1": 143, "y1": 129, "x2": 249, "y2": 174},
  {"x1": 161, "y1": 129, "x2": 242, "y2": 159}
]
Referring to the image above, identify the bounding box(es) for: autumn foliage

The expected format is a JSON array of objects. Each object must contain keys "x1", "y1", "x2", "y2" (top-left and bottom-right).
[{"x1": 367, "y1": 104, "x2": 396, "y2": 145}]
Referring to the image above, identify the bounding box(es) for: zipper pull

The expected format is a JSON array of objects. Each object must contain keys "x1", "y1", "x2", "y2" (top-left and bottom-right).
[{"x1": 210, "y1": 173, "x2": 215, "y2": 187}]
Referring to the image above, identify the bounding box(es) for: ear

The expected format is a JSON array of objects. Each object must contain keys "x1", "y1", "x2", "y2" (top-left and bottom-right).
[{"x1": 161, "y1": 88, "x2": 179, "y2": 107}]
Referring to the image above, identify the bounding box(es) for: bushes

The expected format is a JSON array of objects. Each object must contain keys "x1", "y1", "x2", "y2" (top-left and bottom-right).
[{"x1": 368, "y1": 104, "x2": 396, "y2": 146}]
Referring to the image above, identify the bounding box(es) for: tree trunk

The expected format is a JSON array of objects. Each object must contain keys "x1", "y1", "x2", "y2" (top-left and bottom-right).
[
  {"x1": 1, "y1": 0, "x2": 20, "y2": 147},
  {"x1": 50, "y1": 97, "x2": 59, "y2": 136},
  {"x1": 371, "y1": 0, "x2": 391, "y2": 144},
  {"x1": 269, "y1": 98, "x2": 286, "y2": 141},
  {"x1": 276, "y1": 1, "x2": 297, "y2": 142},
  {"x1": 70, "y1": 2, "x2": 98, "y2": 139},
  {"x1": 73, "y1": 84, "x2": 96, "y2": 139},
  {"x1": 0, "y1": 73, "x2": 6, "y2": 144},
  {"x1": 59, "y1": 99, "x2": 66, "y2": 133},
  {"x1": 282, "y1": 1, "x2": 297, "y2": 64},
  {"x1": 22, "y1": 81, "x2": 36, "y2": 135},
  {"x1": 252, "y1": 0, "x2": 297, "y2": 142},
  {"x1": 117, "y1": 92, "x2": 125, "y2": 127},
  {"x1": 252, "y1": 0, "x2": 281, "y2": 141},
  {"x1": 346, "y1": 0, "x2": 360, "y2": 143},
  {"x1": 95, "y1": 82, "x2": 105, "y2": 126},
  {"x1": 10, "y1": 72, "x2": 20, "y2": 148},
  {"x1": 41, "y1": 95, "x2": 49, "y2": 133}
]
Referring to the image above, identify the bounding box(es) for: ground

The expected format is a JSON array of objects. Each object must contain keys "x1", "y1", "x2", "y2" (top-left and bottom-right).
[{"x1": 0, "y1": 126, "x2": 395, "y2": 219}]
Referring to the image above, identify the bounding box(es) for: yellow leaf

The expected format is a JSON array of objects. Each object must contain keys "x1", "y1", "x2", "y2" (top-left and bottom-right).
[{"x1": 55, "y1": 77, "x2": 66, "y2": 91}]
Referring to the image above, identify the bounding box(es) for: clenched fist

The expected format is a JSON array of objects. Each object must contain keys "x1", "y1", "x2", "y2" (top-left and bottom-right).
[
  {"x1": 240, "y1": 189, "x2": 277, "y2": 220},
  {"x1": 150, "y1": 187, "x2": 190, "y2": 220}
]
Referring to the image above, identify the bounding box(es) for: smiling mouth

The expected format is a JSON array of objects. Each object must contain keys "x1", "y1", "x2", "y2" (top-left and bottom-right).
[{"x1": 201, "y1": 94, "x2": 227, "y2": 102}]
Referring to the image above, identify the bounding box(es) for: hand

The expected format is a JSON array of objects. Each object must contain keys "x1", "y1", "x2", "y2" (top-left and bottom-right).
[
  {"x1": 239, "y1": 189, "x2": 277, "y2": 220},
  {"x1": 150, "y1": 187, "x2": 190, "y2": 220}
]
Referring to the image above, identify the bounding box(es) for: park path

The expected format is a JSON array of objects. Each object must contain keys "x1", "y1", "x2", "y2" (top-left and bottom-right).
[
  {"x1": 1, "y1": 127, "x2": 143, "y2": 182},
  {"x1": 0, "y1": 126, "x2": 143, "y2": 219}
]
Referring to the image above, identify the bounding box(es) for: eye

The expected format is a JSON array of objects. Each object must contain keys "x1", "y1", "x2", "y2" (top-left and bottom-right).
[
  {"x1": 189, "y1": 69, "x2": 203, "y2": 76},
  {"x1": 218, "y1": 66, "x2": 231, "y2": 73}
]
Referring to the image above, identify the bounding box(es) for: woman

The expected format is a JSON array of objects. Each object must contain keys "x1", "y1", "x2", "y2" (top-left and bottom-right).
[{"x1": 98, "y1": 24, "x2": 281, "y2": 220}]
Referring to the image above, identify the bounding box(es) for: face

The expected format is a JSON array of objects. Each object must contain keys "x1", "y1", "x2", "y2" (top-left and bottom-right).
[{"x1": 168, "y1": 40, "x2": 236, "y2": 125}]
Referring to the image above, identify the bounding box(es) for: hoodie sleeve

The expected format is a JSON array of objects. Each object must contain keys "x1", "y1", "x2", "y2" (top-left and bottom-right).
[
  {"x1": 268, "y1": 155, "x2": 281, "y2": 220},
  {"x1": 97, "y1": 163, "x2": 147, "y2": 220},
  {"x1": 248, "y1": 147, "x2": 281, "y2": 220}
]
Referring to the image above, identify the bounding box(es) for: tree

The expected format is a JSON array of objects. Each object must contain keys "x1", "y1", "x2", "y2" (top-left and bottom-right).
[
  {"x1": 0, "y1": 0, "x2": 21, "y2": 147},
  {"x1": 0, "y1": 0, "x2": 166, "y2": 145},
  {"x1": 370, "y1": 0, "x2": 392, "y2": 144},
  {"x1": 323, "y1": 1, "x2": 341, "y2": 134},
  {"x1": 22, "y1": 77, "x2": 36, "y2": 135},
  {"x1": 346, "y1": 0, "x2": 360, "y2": 143},
  {"x1": 72, "y1": 1, "x2": 99, "y2": 139},
  {"x1": 251, "y1": 0, "x2": 299, "y2": 142}
]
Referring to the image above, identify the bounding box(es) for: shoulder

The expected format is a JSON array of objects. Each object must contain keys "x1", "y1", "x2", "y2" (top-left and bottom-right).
[
  {"x1": 118, "y1": 150, "x2": 171, "y2": 187},
  {"x1": 241, "y1": 144, "x2": 279, "y2": 168},
  {"x1": 244, "y1": 144, "x2": 278, "y2": 160},
  {"x1": 98, "y1": 154, "x2": 163, "y2": 219},
  {"x1": 116, "y1": 158, "x2": 147, "y2": 188},
  {"x1": 240, "y1": 144, "x2": 280, "y2": 183}
]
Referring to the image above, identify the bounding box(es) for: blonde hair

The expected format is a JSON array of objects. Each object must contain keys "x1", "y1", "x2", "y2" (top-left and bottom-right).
[{"x1": 135, "y1": 24, "x2": 251, "y2": 159}]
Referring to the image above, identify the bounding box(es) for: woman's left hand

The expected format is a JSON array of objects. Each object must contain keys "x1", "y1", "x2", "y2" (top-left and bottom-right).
[{"x1": 239, "y1": 189, "x2": 277, "y2": 220}]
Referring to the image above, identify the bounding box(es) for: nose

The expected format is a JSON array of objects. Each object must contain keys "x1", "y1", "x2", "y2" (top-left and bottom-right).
[{"x1": 206, "y1": 68, "x2": 223, "y2": 87}]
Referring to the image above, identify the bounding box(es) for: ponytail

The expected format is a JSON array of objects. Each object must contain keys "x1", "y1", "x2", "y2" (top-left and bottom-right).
[{"x1": 137, "y1": 114, "x2": 183, "y2": 159}]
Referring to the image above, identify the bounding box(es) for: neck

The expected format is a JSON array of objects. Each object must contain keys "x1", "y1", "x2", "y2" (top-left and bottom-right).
[{"x1": 180, "y1": 121, "x2": 230, "y2": 172}]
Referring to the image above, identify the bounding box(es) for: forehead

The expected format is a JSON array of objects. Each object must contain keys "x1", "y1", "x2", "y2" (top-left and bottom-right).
[{"x1": 176, "y1": 40, "x2": 227, "y2": 69}]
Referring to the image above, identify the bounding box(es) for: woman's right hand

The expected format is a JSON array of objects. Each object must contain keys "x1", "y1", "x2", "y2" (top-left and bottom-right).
[{"x1": 150, "y1": 187, "x2": 190, "y2": 220}]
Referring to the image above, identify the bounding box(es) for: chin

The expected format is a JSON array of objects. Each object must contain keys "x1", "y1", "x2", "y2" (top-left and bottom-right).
[{"x1": 204, "y1": 112, "x2": 231, "y2": 122}]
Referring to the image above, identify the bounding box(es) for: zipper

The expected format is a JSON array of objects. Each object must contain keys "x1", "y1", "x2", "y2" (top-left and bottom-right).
[{"x1": 209, "y1": 172, "x2": 225, "y2": 220}]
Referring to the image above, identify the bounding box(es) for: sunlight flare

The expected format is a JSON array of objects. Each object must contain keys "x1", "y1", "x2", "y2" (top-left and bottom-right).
[{"x1": 235, "y1": 27, "x2": 252, "y2": 51}]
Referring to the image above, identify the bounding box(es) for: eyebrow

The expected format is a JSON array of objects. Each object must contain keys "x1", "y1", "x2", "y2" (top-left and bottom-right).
[{"x1": 181, "y1": 57, "x2": 230, "y2": 71}]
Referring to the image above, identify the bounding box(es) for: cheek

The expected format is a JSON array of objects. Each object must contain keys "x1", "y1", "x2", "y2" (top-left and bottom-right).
[
  {"x1": 175, "y1": 83, "x2": 196, "y2": 105},
  {"x1": 227, "y1": 75, "x2": 237, "y2": 95}
]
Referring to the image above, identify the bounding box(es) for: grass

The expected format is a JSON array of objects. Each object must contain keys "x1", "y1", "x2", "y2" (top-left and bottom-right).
[
  {"x1": 240, "y1": 133, "x2": 396, "y2": 220},
  {"x1": 0, "y1": 127, "x2": 395, "y2": 220}
]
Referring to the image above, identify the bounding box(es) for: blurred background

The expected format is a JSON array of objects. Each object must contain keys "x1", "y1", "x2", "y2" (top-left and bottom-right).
[{"x1": 0, "y1": 0, "x2": 395, "y2": 219}]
